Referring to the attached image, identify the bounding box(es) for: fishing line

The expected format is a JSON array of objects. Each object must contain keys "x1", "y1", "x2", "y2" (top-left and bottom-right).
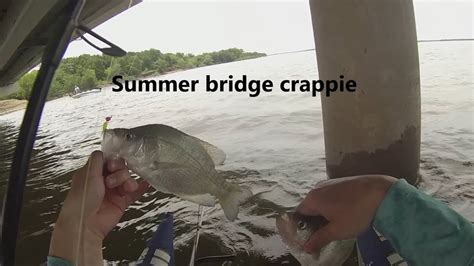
[
  {"x1": 74, "y1": 152, "x2": 93, "y2": 265},
  {"x1": 74, "y1": 110, "x2": 102, "y2": 265},
  {"x1": 76, "y1": 61, "x2": 103, "y2": 264},
  {"x1": 189, "y1": 205, "x2": 204, "y2": 266},
  {"x1": 74, "y1": 1, "x2": 135, "y2": 262},
  {"x1": 128, "y1": 54, "x2": 138, "y2": 77},
  {"x1": 126, "y1": 0, "x2": 135, "y2": 77},
  {"x1": 106, "y1": 57, "x2": 115, "y2": 82}
]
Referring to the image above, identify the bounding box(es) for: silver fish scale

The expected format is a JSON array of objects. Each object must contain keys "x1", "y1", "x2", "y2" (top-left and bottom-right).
[{"x1": 128, "y1": 125, "x2": 227, "y2": 199}]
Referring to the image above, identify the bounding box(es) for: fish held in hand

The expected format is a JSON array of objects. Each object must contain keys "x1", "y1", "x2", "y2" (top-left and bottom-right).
[
  {"x1": 276, "y1": 212, "x2": 354, "y2": 266},
  {"x1": 101, "y1": 124, "x2": 252, "y2": 221}
]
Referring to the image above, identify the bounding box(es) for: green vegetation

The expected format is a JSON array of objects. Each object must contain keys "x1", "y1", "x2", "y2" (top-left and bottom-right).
[{"x1": 5, "y1": 48, "x2": 265, "y2": 100}]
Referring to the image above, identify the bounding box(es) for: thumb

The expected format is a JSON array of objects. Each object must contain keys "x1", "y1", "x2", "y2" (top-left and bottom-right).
[
  {"x1": 296, "y1": 189, "x2": 322, "y2": 216},
  {"x1": 304, "y1": 223, "x2": 337, "y2": 253},
  {"x1": 86, "y1": 150, "x2": 104, "y2": 180},
  {"x1": 71, "y1": 151, "x2": 104, "y2": 196}
]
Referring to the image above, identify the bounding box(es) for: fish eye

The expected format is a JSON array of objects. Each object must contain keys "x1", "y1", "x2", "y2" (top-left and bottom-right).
[
  {"x1": 297, "y1": 220, "x2": 306, "y2": 230},
  {"x1": 125, "y1": 133, "x2": 133, "y2": 141}
]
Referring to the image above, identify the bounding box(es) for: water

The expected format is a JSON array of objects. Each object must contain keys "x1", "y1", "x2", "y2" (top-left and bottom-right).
[{"x1": 0, "y1": 41, "x2": 473, "y2": 265}]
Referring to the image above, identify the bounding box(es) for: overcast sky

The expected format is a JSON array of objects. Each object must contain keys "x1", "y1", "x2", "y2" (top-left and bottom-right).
[{"x1": 65, "y1": 0, "x2": 473, "y2": 57}]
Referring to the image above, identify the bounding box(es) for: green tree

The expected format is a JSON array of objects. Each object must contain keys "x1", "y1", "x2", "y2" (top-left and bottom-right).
[
  {"x1": 79, "y1": 69, "x2": 98, "y2": 89},
  {"x1": 17, "y1": 70, "x2": 38, "y2": 99},
  {"x1": 106, "y1": 60, "x2": 123, "y2": 80},
  {"x1": 7, "y1": 48, "x2": 266, "y2": 100}
]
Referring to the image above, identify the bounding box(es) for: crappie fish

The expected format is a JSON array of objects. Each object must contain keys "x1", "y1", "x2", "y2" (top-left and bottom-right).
[
  {"x1": 101, "y1": 124, "x2": 252, "y2": 221},
  {"x1": 276, "y1": 212, "x2": 354, "y2": 266}
]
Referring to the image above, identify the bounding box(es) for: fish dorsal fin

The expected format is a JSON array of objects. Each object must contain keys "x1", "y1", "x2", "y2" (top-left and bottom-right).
[{"x1": 187, "y1": 136, "x2": 226, "y2": 165}]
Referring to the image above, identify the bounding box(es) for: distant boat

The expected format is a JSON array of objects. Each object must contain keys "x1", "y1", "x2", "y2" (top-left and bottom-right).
[{"x1": 71, "y1": 88, "x2": 102, "y2": 98}]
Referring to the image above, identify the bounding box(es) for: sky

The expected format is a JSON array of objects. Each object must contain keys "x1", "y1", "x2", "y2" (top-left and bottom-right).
[{"x1": 64, "y1": 0, "x2": 474, "y2": 58}]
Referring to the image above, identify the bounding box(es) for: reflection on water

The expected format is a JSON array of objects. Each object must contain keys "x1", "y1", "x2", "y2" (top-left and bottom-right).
[
  {"x1": 0, "y1": 122, "x2": 76, "y2": 264},
  {"x1": 0, "y1": 41, "x2": 473, "y2": 265}
]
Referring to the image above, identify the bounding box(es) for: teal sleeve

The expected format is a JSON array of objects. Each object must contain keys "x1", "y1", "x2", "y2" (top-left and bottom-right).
[
  {"x1": 374, "y1": 179, "x2": 474, "y2": 266},
  {"x1": 47, "y1": 256, "x2": 73, "y2": 266}
]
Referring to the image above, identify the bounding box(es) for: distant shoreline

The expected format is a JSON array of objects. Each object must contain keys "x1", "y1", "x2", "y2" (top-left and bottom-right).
[
  {"x1": 2, "y1": 63, "x2": 202, "y2": 115},
  {"x1": 0, "y1": 99, "x2": 27, "y2": 116},
  {"x1": 5, "y1": 48, "x2": 266, "y2": 102},
  {"x1": 0, "y1": 66, "x2": 218, "y2": 116}
]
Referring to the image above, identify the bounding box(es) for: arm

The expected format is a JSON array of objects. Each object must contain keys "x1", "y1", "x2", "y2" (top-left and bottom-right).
[
  {"x1": 296, "y1": 175, "x2": 474, "y2": 265},
  {"x1": 374, "y1": 179, "x2": 474, "y2": 266}
]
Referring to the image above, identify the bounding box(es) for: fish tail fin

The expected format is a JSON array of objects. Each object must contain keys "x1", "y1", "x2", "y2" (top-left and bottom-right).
[{"x1": 218, "y1": 185, "x2": 252, "y2": 221}]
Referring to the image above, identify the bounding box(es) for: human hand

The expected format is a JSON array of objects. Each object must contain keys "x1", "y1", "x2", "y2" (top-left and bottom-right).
[
  {"x1": 296, "y1": 175, "x2": 397, "y2": 253},
  {"x1": 49, "y1": 151, "x2": 149, "y2": 264}
]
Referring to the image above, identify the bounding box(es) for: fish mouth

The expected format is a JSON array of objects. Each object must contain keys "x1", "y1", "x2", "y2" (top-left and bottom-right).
[
  {"x1": 276, "y1": 213, "x2": 302, "y2": 250},
  {"x1": 101, "y1": 130, "x2": 121, "y2": 159},
  {"x1": 275, "y1": 215, "x2": 290, "y2": 241}
]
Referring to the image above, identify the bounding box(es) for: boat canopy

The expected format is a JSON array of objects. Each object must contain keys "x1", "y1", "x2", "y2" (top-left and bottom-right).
[{"x1": 0, "y1": 0, "x2": 141, "y2": 89}]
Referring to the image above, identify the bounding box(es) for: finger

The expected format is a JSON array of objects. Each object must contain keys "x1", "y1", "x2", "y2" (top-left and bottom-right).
[
  {"x1": 107, "y1": 180, "x2": 150, "y2": 212},
  {"x1": 314, "y1": 179, "x2": 330, "y2": 188},
  {"x1": 114, "y1": 185, "x2": 127, "y2": 197},
  {"x1": 296, "y1": 189, "x2": 321, "y2": 215},
  {"x1": 107, "y1": 158, "x2": 127, "y2": 173},
  {"x1": 122, "y1": 179, "x2": 138, "y2": 192},
  {"x1": 72, "y1": 151, "x2": 104, "y2": 189},
  {"x1": 112, "y1": 179, "x2": 141, "y2": 198},
  {"x1": 106, "y1": 169, "x2": 131, "y2": 188},
  {"x1": 88, "y1": 150, "x2": 104, "y2": 177},
  {"x1": 125, "y1": 180, "x2": 150, "y2": 207},
  {"x1": 304, "y1": 224, "x2": 337, "y2": 253}
]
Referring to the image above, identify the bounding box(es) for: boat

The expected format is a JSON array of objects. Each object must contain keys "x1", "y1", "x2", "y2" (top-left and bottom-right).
[
  {"x1": 71, "y1": 88, "x2": 102, "y2": 98},
  {"x1": 137, "y1": 213, "x2": 175, "y2": 266},
  {"x1": 127, "y1": 209, "x2": 236, "y2": 266}
]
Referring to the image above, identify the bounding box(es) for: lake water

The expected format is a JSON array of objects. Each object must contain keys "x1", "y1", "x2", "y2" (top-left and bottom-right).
[{"x1": 0, "y1": 41, "x2": 473, "y2": 265}]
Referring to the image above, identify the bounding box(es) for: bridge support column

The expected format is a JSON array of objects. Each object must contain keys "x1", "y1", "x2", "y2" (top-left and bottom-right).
[{"x1": 309, "y1": 0, "x2": 421, "y2": 185}]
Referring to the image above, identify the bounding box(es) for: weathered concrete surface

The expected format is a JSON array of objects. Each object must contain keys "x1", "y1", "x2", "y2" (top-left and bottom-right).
[{"x1": 309, "y1": 0, "x2": 421, "y2": 185}]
